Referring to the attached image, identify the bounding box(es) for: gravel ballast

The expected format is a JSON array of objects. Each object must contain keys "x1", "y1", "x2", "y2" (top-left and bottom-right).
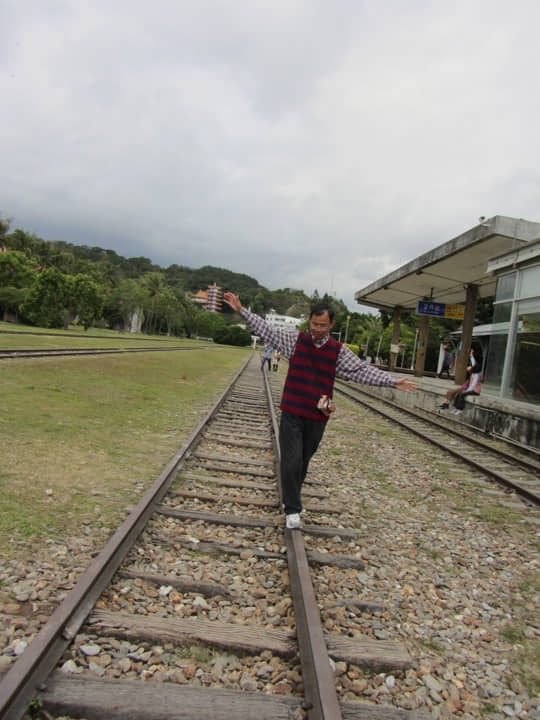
[{"x1": 1, "y1": 384, "x2": 539, "y2": 719}]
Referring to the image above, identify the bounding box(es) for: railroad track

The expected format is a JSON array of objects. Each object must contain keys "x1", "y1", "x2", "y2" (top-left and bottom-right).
[
  {"x1": 335, "y1": 380, "x2": 540, "y2": 507},
  {"x1": 0, "y1": 353, "x2": 429, "y2": 720},
  {"x1": 0, "y1": 347, "x2": 209, "y2": 360},
  {"x1": 0, "y1": 330, "x2": 190, "y2": 341}
]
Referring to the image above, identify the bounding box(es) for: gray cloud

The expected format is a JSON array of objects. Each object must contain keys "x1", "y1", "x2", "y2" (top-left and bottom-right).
[{"x1": 2, "y1": 0, "x2": 540, "y2": 310}]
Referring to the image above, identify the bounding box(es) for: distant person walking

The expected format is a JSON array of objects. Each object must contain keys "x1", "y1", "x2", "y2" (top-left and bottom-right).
[
  {"x1": 261, "y1": 345, "x2": 273, "y2": 371},
  {"x1": 272, "y1": 350, "x2": 280, "y2": 372},
  {"x1": 438, "y1": 344, "x2": 452, "y2": 379},
  {"x1": 224, "y1": 292, "x2": 417, "y2": 530}
]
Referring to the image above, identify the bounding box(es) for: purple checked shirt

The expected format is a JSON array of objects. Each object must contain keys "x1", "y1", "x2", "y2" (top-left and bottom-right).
[{"x1": 240, "y1": 309, "x2": 396, "y2": 388}]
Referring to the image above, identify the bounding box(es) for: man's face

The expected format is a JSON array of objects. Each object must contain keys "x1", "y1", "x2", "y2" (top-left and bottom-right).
[{"x1": 309, "y1": 311, "x2": 334, "y2": 341}]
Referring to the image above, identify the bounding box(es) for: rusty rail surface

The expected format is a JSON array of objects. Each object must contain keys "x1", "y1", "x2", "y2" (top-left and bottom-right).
[{"x1": 262, "y1": 369, "x2": 344, "y2": 719}]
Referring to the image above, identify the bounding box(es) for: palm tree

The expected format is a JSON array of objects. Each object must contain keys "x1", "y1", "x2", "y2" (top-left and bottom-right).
[
  {"x1": 359, "y1": 315, "x2": 383, "y2": 360},
  {"x1": 143, "y1": 272, "x2": 167, "y2": 335}
]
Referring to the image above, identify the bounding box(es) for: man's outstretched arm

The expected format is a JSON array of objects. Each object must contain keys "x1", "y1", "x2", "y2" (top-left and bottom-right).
[
  {"x1": 223, "y1": 292, "x2": 298, "y2": 358},
  {"x1": 337, "y1": 344, "x2": 418, "y2": 392}
]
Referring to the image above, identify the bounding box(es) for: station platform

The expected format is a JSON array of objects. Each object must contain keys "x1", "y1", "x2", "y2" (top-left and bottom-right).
[{"x1": 367, "y1": 372, "x2": 540, "y2": 452}]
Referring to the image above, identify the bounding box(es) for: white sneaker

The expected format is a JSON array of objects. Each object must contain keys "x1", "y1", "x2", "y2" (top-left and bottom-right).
[{"x1": 285, "y1": 513, "x2": 302, "y2": 529}]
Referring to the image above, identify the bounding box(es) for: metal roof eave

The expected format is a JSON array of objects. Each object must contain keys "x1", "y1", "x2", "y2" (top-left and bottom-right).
[
  {"x1": 486, "y1": 237, "x2": 540, "y2": 273},
  {"x1": 355, "y1": 216, "x2": 540, "y2": 311}
]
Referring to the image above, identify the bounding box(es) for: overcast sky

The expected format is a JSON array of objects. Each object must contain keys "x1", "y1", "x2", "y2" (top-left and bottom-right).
[{"x1": 2, "y1": 1, "x2": 539, "y2": 311}]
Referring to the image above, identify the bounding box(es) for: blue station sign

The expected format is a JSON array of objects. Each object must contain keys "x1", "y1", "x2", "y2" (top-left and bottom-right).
[
  {"x1": 416, "y1": 301, "x2": 465, "y2": 319},
  {"x1": 417, "y1": 301, "x2": 445, "y2": 317}
]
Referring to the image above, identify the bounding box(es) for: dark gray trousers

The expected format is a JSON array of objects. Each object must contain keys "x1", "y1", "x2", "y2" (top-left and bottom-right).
[{"x1": 279, "y1": 411, "x2": 327, "y2": 514}]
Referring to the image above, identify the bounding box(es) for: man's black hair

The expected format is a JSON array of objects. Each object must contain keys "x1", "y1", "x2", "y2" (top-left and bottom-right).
[{"x1": 309, "y1": 304, "x2": 335, "y2": 322}]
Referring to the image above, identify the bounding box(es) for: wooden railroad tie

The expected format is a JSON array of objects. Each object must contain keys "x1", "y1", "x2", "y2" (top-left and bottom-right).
[
  {"x1": 209, "y1": 417, "x2": 270, "y2": 430},
  {"x1": 151, "y1": 533, "x2": 365, "y2": 570},
  {"x1": 170, "y1": 488, "x2": 280, "y2": 509},
  {"x1": 192, "y1": 450, "x2": 275, "y2": 468},
  {"x1": 117, "y1": 569, "x2": 232, "y2": 598},
  {"x1": 169, "y1": 488, "x2": 341, "y2": 514},
  {"x1": 179, "y1": 471, "x2": 275, "y2": 492},
  {"x1": 88, "y1": 610, "x2": 413, "y2": 672},
  {"x1": 202, "y1": 431, "x2": 273, "y2": 450},
  {"x1": 209, "y1": 423, "x2": 270, "y2": 438},
  {"x1": 190, "y1": 460, "x2": 275, "y2": 479},
  {"x1": 156, "y1": 506, "x2": 358, "y2": 538},
  {"x1": 39, "y1": 675, "x2": 432, "y2": 720},
  {"x1": 179, "y1": 471, "x2": 328, "y2": 498}
]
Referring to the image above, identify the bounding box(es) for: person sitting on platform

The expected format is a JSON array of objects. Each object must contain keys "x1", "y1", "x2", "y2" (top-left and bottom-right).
[{"x1": 439, "y1": 362, "x2": 482, "y2": 411}]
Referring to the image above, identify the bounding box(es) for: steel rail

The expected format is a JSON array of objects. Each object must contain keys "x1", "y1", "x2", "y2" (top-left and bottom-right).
[
  {"x1": 0, "y1": 354, "x2": 252, "y2": 720},
  {"x1": 286, "y1": 531, "x2": 343, "y2": 720},
  {"x1": 346, "y1": 380, "x2": 540, "y2": 476},
  {"x1": 335, "y1": 382, "x2": 540, "y2": 506},
  {"x1": 0, "y1": 346, "x2": 210, "y2": 359},
  {"x1": 337, "y1": 380, "x2": 540, "y2": 470},
  {"x1": 262, "y1": 372, "x2": 343, "y2": 720},
  {"x1": 262, "y1": 368, "x2": 282, "y2": 509},
  {"x1": 0, "y1": 329, "x2": 200, "y2": 342}
]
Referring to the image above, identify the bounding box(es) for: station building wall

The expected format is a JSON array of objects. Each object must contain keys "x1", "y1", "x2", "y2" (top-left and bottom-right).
[{"x1": 484, "y1": 262, "x2": 540, "y2": 406}]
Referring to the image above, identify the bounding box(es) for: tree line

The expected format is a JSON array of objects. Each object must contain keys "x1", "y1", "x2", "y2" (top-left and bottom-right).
[
  {"x1": 0, "y1": 218, "x2": 492, "y2": 363},
  {"x1": 0, "y1": 219, "x2": 344, "y2": 345}
]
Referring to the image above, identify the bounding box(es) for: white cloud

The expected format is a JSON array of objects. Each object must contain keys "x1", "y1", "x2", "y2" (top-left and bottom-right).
[{"x1": 2, "y1": 0, "x2": 540, "y2": 310}]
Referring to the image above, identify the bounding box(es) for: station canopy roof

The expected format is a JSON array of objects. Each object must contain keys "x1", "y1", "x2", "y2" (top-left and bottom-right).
[{"x1": 354, "y1": 215, "x2": 540, "y2": 312}]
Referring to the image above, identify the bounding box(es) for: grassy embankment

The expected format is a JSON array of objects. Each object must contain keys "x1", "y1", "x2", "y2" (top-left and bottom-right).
[
  {"x1": 0, "y1": 320, "x2": 210, "y2": 349},
  {"x1": 0, "y1": 326, "x2": 251, "y2": 559}
]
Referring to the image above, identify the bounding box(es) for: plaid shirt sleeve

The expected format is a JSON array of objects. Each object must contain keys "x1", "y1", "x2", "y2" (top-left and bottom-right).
[
  {"x1": 240, "y1": 309, "x2": 298, "y2": 358},
  {"x1": 336, "y1": 344, "x2": 396, "y2": 387}
]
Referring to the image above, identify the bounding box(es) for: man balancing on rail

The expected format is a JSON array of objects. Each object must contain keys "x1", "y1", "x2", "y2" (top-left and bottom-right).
[{"x1": 223, "y1": 293, "x2": 417, "y2": 530}]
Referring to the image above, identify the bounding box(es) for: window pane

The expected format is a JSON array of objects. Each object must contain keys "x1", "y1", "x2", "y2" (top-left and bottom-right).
[
  {"x1": 518, "y1": 297, "x2": 540, "y2": 316},
  {"x1": 495, "y1": 272, "x2": 516, "y2": 301},
  {"x1": 519, "y1": 265, "x2": 540, "y2": 300},
  {"x1": 483, "y1": 334, "x2": 507, "y2": 394},
  {"x1": 492, "y1": 302, "x2": 512, "y2": 323},
  {"x1": 509, "y1": 301, "x2": 540, "y2": 404}
]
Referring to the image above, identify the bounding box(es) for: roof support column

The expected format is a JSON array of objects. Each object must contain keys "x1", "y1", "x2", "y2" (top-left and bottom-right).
[
  {"x1": 454, "y1": 283, "x2": 478, "y2": 385},
  {"x1": 414, "y1": 314, "x2": 430, "y2": 377},
  {"x1": 388, "y1": 306, "x2": 402, "y2": 371}
]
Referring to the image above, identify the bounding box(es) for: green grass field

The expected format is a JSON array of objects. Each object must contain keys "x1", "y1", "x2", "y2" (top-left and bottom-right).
[
  {"x1": 0, "y1": 320, "x2": 213, "y2": 350},
  {"x1": 0, "y1": 330, "x2": 250, "y2": 558}
]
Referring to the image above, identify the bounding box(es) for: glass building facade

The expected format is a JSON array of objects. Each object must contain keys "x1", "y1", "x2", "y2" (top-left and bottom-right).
[{"x1": 484, "y1": 253, "x2": 540, "y2": 405}]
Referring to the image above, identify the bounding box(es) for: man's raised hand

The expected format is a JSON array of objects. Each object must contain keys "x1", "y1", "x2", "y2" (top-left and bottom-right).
[{"x1": 223, "y1": 292, "x2": 243, "y2": 313}]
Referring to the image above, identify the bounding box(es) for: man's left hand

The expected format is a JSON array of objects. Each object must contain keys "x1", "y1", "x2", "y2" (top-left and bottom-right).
[{"x1": 395, "y1": 378, "x2": 418, "y2": 392}]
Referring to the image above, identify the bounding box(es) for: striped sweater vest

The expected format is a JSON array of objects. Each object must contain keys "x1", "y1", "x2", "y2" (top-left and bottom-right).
[{"x1": 280, "y1": 332, "x2": 341, "y2": 422}]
